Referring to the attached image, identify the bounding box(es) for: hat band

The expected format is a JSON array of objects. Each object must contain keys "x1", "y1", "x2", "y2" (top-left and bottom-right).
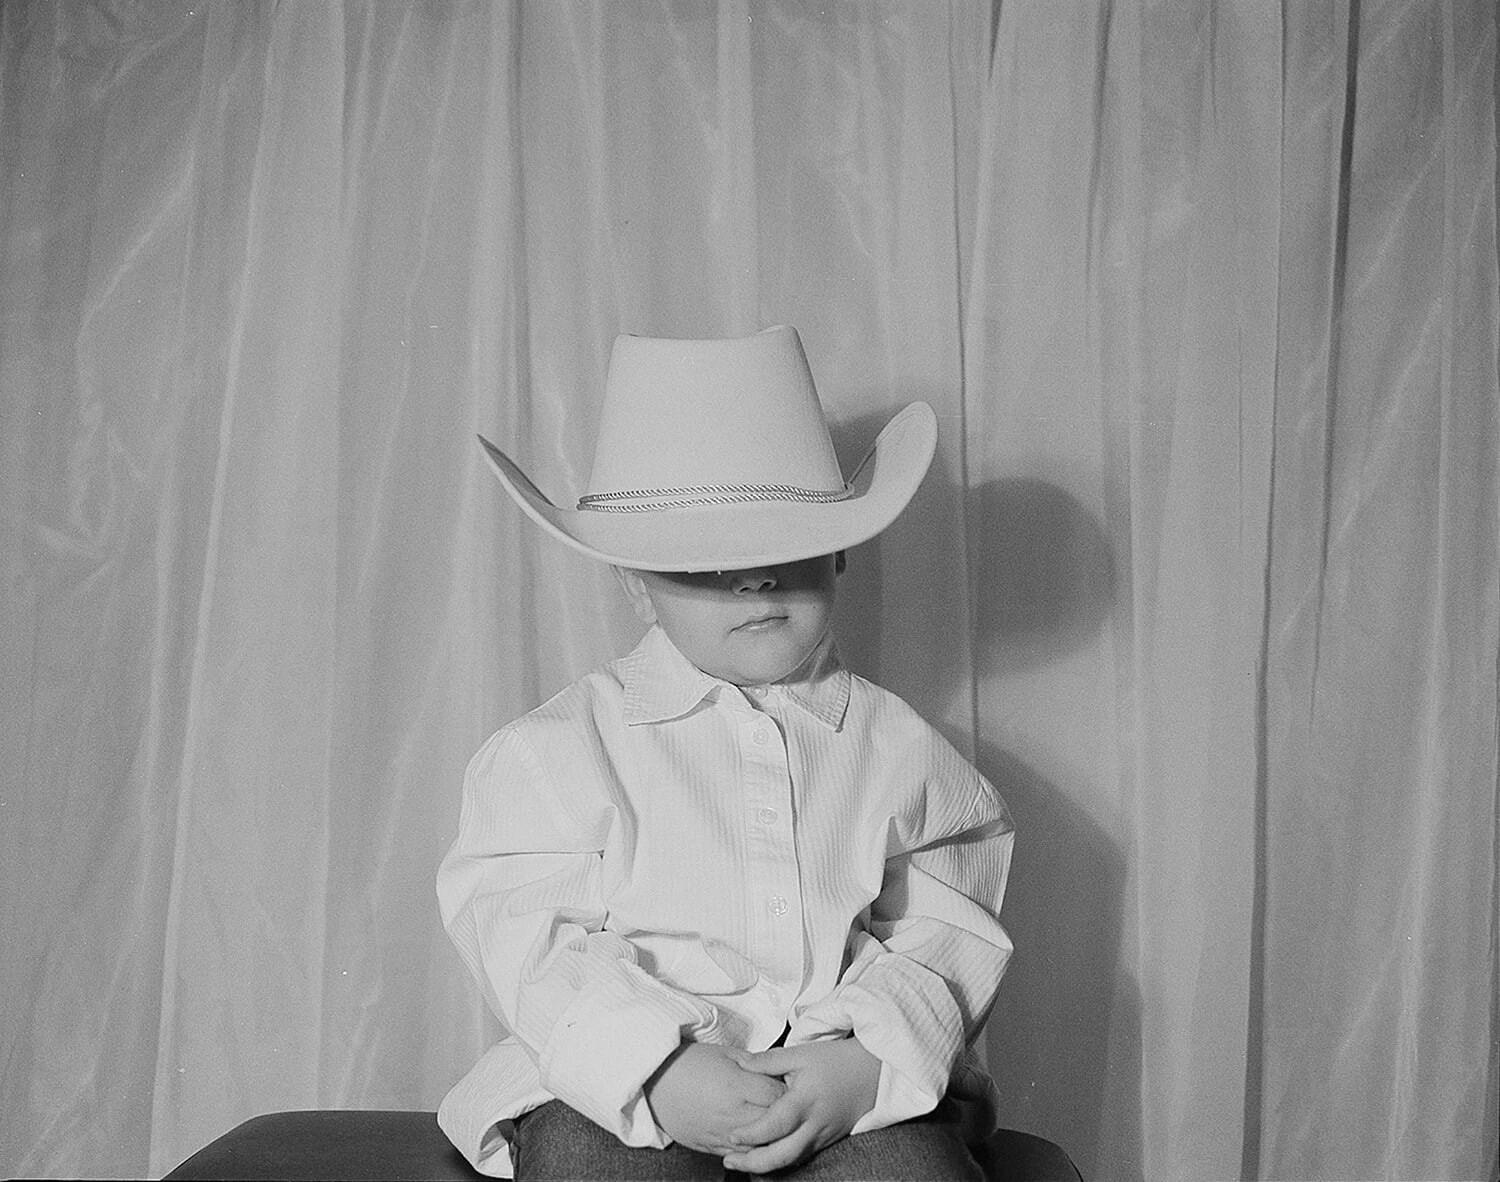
[{"x1": 578, "y1": 481, "x2": 852, "y2": 514}]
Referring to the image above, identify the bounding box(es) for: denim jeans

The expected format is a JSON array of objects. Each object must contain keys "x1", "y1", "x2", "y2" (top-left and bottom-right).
[{"x1": 511, "y1": 1098, "x2": 985, "y2": 1181}]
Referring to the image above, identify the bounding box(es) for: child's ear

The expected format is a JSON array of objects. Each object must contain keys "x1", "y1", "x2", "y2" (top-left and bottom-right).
[{"x1": 612, "y1": 566, "x2": 658, "y2": 625}]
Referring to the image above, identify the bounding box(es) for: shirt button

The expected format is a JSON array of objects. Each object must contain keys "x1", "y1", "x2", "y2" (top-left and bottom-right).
[
  {"x1": 768, "y1": 895, "x2": 788, "y2": 917},
  {"x1": 757, "y1": 807, "x2": 778, "y2": 825},
  {"x1": 752, "y1": 728, "x2": 768, "y2": 745}
]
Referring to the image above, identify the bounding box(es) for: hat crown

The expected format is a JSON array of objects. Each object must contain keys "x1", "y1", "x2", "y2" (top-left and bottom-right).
[{"x1": 585, "y1": 326, "x2": 845, "y2": 500}]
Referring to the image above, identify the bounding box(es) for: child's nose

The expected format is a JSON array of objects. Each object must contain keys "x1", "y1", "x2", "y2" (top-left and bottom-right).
[{"x1": 730, "y1": 568, "x2": 777, "y2": 593}]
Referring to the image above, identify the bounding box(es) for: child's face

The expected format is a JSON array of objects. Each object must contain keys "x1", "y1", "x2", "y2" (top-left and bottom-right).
[{"x1": 616, "y1": 554, "x2": 842, "y2": 686}]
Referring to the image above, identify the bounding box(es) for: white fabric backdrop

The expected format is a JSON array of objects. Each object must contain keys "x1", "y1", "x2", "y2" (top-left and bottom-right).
[{"x1": 1, "y1": 3, "x2": 1495, "y2": 1180}]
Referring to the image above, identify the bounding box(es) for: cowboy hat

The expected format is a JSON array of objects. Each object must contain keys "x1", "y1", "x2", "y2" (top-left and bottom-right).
[{"x1": 477, "y1": 325, "x2": 937, "y2": 572}]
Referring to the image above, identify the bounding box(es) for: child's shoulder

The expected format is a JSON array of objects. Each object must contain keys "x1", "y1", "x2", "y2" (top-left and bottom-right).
[
  {"x1": 492, "y1": 649, "x2": 635, "y2": 743},
  {"x1": 844, "y1": 666, "x2": 927, "y2": 721},
  {"x1": 465, "y1": 655, "x2": 632, "y2": 798},
  {"x1": 841, "y1": 669, "x2": 1011, "y2": 840},
  {"x1": 843, "y1": 667, "x2": 962, "y2": 751}
]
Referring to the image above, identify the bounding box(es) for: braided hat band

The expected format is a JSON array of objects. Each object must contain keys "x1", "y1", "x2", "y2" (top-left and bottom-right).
[{"x1": 577, "y1": 482, "x2": 854, "y2": 514}]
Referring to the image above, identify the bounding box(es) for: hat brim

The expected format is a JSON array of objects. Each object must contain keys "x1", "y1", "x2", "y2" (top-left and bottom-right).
[{"x1": 478, "y1": 402, "x2": 938, "y2": 572}]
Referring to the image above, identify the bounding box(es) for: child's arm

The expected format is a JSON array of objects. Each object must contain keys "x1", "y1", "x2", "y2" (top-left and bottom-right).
[
  {"x1": 438, "y1": 726, "x2": 752, "y2": 1150},
  {"x1": 777, "y1": 760, "x2": 1016, "y2": 1142}
]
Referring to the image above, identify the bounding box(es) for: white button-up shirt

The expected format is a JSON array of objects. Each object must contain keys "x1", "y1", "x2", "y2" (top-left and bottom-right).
[{"x1": 437, "y1": 625, "x2": 1014, "y2": 1176}]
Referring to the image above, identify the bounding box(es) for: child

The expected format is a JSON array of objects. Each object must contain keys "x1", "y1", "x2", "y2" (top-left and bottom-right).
[{"x1": 438, "y1": 326, "x2": 1014, "y2": 1179}]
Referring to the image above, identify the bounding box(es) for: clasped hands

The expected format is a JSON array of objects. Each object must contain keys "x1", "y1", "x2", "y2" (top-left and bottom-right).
[{"x1": 643, "y1": 1036, "x2": 880, "y2": 1174}]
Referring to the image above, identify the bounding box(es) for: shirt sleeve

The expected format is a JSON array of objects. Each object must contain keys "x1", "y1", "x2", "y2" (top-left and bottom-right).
[
  {"x1": 437, "y1": 725, "x2": 731, "y2": 1148},
  {"x1": 790, "y1": 770, "x2": 1015, "y2": 1134}
]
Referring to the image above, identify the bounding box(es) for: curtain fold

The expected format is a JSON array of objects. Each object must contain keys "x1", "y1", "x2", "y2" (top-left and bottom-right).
[
  {"x1": 0, "y1": 3, "x2": 1494, "y2": 1180},
  {"x1": 1256, "y1": 1, "x2": 1500, "y2": 1177}
]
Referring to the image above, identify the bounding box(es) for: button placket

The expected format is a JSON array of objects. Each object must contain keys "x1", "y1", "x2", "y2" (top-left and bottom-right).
[{"x1": 739, "y1": 713, "x2": 803, "y2": 992}]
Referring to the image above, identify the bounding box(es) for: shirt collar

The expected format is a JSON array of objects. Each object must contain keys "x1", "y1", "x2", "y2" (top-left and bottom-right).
[{"x1": 621, "y1": 625, "x2": 850, "y2": 731}]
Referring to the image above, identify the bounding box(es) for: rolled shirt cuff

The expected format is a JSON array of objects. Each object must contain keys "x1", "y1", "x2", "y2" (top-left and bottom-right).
[
  {"x1": 792, "y1": 953, "x2": 964, "y2": 1133},
  {"x1": 436, "y1": 1041, "x2": 551, "y2": 1178},
  {"x1": 539, "y1": 959, "x2": 728, "y2": 1144}
]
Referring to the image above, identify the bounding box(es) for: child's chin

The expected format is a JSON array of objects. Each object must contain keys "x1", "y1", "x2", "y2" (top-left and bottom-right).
[
  {"x1": 715, "y1": 632, "x2": 820, "y2": 686},
  {"x1": 730, "y1": 654, "x2": 805, "y2": 686}
]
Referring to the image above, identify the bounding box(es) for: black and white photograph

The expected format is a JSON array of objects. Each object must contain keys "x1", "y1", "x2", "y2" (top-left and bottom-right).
[{"x1": 1, "y1": 3, "x2": 1495, "y2": 1180}]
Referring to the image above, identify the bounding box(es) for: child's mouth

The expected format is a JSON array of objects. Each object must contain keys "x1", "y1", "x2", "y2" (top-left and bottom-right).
[{"x1": 734, "y1": 614, "x2": 788, "y2": 632}]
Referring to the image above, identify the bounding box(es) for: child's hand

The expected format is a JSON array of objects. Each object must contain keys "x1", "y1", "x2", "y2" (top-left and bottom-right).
[
  {"x1": 720, "y1": 1036, "x2": 881, "y2": 1174},
  {"x1": 643, "y1": 1042, "x2": 788, "y2": 1157}
]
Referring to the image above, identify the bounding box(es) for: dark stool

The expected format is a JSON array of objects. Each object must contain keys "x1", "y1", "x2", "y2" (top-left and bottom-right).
[{"x1": 163, "y1": 1109, "x2": 1082, "y2": 1181}]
